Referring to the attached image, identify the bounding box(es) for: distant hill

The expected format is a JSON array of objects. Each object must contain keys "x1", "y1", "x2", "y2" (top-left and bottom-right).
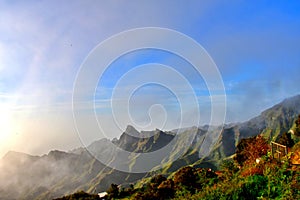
[{"x1": 1, "y1": 94, "x2": 300, "y2": 200}]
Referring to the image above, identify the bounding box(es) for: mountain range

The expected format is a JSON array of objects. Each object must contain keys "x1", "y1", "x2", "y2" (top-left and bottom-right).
[{"x1": 1, "y1": 94, "x2": 300, "y2": 200}]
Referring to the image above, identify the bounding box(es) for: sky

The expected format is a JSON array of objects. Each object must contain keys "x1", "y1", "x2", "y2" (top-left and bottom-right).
[{"x1": 0, "y1": 0, "x2": 300, "y2": 157}]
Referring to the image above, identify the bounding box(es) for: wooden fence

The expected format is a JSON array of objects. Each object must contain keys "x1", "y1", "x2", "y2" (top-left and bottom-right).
[{"x1": 270, "y1": 141, "x2": 287, "y2": 162}]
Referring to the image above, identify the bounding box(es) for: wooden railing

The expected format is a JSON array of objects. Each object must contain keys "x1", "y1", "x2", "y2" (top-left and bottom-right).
[{"x1": 270, "y1": 142, "x2": 287, "y2": 162}]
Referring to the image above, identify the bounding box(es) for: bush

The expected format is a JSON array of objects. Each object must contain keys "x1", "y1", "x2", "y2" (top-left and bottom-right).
[
  {"x1": 295, "y1": 114, "x2": 300, "y2": 136},
  {"x1": 106, "y1": 183, "x2": 119, "y2": 199},
  {"x1": 220, "y1": 159, "x2": 239, "y2": 179},
  {"x1": 54, "y1": 190, "x2": 100, "y2": 200},
  {"x1": 240, "y1": 175, "x2": 267, "y2": 198},
  {"x1": 173, "y1": 166, "x2": 198, "y2": 191},
  {"x1": 157, "y1": 179, "x2": 175, "y2": 199},
  {"x1": 132, "y1": 175, "x2": 172, "y2": 200},
  {"x1": 234, "y1": 135, "x2": 269, "y2": 166},
  {"x1": 277, "y1": 132, "x2": 295, "y2": 148}
]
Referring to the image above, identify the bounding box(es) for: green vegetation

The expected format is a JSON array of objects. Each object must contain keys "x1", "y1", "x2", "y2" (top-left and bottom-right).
[
  {"x1": 277, "y1": 132, "x2": 295, "y2": 148},
  {"x1": 115, "y1": 135, "x2": 299, "y2": 200},
  {"x1": 295, "y1": 114, "x2": 300, "y2": 136},
  {"x1": 53, "y1": 191, "x2": 100, "y2": 200}
]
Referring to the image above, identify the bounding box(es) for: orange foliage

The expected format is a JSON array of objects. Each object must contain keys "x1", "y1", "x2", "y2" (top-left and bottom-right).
[
  {"x1": 235, "y1": 135, "x2": 270, "y2": 166},
  {"x1": 241, "y1": 165, "x2": 264, "y2": 177}
]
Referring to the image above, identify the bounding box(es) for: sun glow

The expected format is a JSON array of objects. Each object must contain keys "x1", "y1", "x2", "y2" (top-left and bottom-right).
[{"x1": 0, "y1": 104, "x2": 15, "y2": 144}]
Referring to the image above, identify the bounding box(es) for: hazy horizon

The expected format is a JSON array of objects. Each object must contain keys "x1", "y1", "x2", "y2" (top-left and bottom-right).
[{"x1": 1, "y1": 1, "x2": 300, "y2": 157}]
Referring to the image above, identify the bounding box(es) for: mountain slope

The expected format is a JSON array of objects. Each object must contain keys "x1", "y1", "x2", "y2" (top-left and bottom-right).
[
  {"x1": 210, "y1": 95, "x2": 300, "y2": 162},
  {"x1": 0, "y1": 94, "x2": 300, "y2": 200}
]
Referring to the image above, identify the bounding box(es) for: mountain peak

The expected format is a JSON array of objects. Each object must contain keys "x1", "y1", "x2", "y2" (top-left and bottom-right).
[
  {"x1": 125, "y1": 125, "x2": 140, "y2": 137},
  {"x1": 281, "y1": 94, "x2": 300, "y2": 109},
  {"x1": 263, "y1": 94, "x2": 300, "y2": 115},
  {"x1": 47, "y1": 150, "x2": 75, "y2": 160}
]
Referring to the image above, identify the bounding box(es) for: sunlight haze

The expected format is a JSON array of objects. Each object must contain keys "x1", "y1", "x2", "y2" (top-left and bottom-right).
[{"x1": 0, "y1": 0, "x2": 300, "y2": 157}]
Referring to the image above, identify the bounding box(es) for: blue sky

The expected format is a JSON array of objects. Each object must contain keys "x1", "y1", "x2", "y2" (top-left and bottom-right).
[{"x1": 0, "y1": 0, "x2": 300, "y2": 156}]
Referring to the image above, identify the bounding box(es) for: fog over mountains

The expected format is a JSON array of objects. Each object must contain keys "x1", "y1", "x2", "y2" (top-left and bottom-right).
[{"x1": 1, "y1": 95, "x2": 300, "y2": 200}]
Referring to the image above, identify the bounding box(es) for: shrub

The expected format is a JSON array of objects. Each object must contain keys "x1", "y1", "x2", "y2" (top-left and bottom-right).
[
  {"x1": 54, "y1": 190, "x2": 100, "y2": 200},
  {"x1": 173, "y1": 166, "x2": 197, "y2": 190},
  {"x1": 240, "y1": 175, "x2": 267, "y2": 198},
  {"x1": 234, "y1": 135, "x2": 269, "y2": 166},
  {"x1": 157, "y1": 179, "x2": 175, "y2": 199},
  {"x1": 277, "y1": 132, "x2": 295, "y2": 148},
  {"x1": 295, "y1": 114, "x2": 300, "y2": 136},
  {"x1": 106, "y1": 183, "x2": 119, "y2": 199}
]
